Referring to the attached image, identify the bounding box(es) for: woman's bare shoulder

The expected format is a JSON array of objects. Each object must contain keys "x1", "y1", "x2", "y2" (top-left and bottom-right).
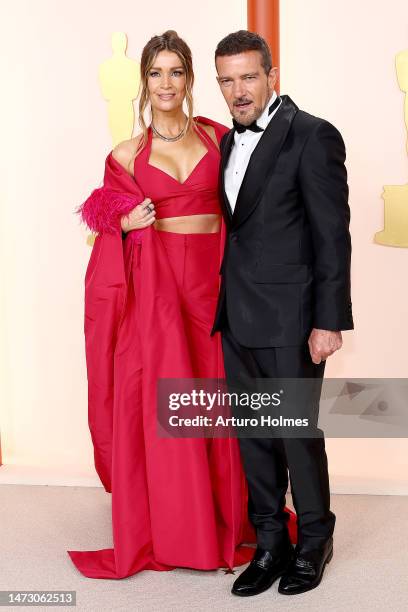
[{"x1": 112, "y1": 134, "x2": 143, "y2": 175}]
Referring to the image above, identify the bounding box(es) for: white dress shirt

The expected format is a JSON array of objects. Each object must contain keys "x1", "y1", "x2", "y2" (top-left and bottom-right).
[{"x1": 225, "y1": 91, "x2": 282, "y2": 212}]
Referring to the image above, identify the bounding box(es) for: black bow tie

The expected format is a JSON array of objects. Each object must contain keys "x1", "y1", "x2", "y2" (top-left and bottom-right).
[
  {"x1": 232, "y1": 119, "x2": 263, "y2": 133},
  {"x1": 232, "y1": 96, "x2": 281, "y2": 134}
]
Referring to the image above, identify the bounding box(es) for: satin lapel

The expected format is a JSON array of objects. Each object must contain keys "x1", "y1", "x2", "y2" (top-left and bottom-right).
[
  {"x1": 232, "y1": 95, "x2": 298, "y2": 229},
  {"x1": 219, "y1": 129, "x2": 235, "y2": 223}
]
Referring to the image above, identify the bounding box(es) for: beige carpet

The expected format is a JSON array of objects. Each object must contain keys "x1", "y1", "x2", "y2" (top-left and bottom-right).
[{"x1": 1, "y1": 485, "x2": 407, "y2": 612}]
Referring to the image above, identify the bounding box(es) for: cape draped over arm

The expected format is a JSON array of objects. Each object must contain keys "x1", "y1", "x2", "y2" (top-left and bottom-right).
[{"x1": 76, "y1": 153, "x2": 145, "y2": 492}]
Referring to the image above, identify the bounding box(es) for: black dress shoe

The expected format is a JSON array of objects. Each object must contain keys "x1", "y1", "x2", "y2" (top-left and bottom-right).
[
  {"x1": 231, "y1": 545, "x2": 294, "y2": 597},
  {"x1": 278, "y1": 537, "x2": 333, "y2": 595}
]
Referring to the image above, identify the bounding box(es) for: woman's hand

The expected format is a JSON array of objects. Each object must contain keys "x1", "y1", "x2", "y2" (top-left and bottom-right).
[{"x1": 120, "y1": 198, "x2": 156, "y2": 232}]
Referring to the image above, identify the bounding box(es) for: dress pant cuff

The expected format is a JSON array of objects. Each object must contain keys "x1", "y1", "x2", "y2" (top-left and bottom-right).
[{"x1": 256, "y1": 529, "x2": 292, "y2": 553}]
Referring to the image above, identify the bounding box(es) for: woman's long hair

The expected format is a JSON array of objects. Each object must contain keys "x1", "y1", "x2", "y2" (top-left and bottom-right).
[{"x1": 138, "y1": 30, "x2": 194, "y2": 148}]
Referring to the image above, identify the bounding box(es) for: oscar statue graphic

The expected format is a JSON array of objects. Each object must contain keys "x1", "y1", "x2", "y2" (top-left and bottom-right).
[{"x1": 375, "y1": 48, "x2": 408, "y2": 247}]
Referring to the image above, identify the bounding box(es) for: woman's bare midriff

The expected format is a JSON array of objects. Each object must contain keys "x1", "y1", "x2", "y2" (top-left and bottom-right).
[{"x1": 154, "y1": 214, "x2": 221, "y2": 234}]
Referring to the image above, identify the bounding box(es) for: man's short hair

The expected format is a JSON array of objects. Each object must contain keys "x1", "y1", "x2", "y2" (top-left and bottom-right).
[{"x1": 215, "y1": 30, "x2": 272, "y2": 75}]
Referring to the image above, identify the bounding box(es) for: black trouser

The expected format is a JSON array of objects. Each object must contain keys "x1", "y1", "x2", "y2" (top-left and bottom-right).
[{"x1": 221, "y1": 321, "x2": 336, "y2": 552}]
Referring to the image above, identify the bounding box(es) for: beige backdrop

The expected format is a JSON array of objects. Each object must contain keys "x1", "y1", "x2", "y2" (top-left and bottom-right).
[
  {"x1": 280, "y1": 0, "x2": 408, "y2": 494},
  {"x1": 0, "y1": 0, "x2": 407, "y2": 493}
]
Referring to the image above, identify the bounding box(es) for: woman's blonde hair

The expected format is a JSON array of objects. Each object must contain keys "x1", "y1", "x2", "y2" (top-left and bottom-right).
[{"x1": 138, "y1": 30, "x2": 194, "y2": 148}]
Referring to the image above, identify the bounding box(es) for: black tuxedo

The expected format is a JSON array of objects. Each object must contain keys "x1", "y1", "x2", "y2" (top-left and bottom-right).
[
  {"x1": 213, "y1": 95, "x2": 353, "y2": 552},
  {"x1": 211, "y1": 94, "x2": 353, "y2": 346}
]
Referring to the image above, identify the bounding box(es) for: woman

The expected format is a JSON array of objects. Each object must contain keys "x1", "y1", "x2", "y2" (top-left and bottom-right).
[{"x1": 69, "y1": 30, "x2": 296, "y2": 579}]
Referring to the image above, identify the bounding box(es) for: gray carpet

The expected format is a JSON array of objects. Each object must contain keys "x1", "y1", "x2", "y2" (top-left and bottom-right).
[{"x1": 1, "y1": 485, "x2": 407, "y2": 611}]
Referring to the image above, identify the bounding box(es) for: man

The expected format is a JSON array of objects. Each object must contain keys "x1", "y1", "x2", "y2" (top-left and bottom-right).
[{"x1": 212, "y1": 30, "x2": 353, "y2": 597}]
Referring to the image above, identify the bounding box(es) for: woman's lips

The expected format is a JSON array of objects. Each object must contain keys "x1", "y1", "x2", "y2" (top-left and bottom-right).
[{"x1": 158, "y1": 94, "x2": 176, "y2": 100}]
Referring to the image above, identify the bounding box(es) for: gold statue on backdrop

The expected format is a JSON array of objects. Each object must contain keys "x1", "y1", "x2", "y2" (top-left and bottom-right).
[
  {"x1": 375, "y1": 48, "x2": 408, "y2": 247},
  {"x1": 85, "y1": 33, "x2": 140, "y2": 246},
  {"x1": 98, "y1": 32, "x2": 140, "y2": 147}
]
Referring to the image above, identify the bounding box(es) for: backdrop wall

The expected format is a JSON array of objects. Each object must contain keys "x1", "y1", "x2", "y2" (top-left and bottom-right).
[
  {"x1": 280, "y1": 0, "x2": 408, "y2": 494},
  {"x1": 1, "y1": 0, "x2": 407, "y2": 493}
]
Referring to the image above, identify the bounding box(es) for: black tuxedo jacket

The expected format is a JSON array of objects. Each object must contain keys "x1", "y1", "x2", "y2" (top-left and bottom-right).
[{"x1": 211, "y1": 95, "x2": 354, "y2": 347}]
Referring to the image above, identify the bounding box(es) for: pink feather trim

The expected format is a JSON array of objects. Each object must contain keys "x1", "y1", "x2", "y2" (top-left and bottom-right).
[{"x1": 75, "y1": 187, "x2": 142, "y2": 234}]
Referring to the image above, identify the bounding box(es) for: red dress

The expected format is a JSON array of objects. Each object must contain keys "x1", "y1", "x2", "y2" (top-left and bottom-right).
[{"x1": 69, "y1": 117, "x2": 297, "y2": 579}]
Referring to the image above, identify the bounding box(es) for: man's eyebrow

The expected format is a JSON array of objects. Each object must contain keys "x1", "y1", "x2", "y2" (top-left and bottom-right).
[{"x1": 218, "y1": 72, "x2": 259, "y2": 80}]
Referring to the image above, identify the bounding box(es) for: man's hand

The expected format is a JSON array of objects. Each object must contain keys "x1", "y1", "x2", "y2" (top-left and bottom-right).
[{"x1": 308, "y1": 329, "x2": 343, "y2": 364}]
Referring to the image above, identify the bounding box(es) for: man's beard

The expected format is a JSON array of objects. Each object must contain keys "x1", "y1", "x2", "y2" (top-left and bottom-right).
[
  {"x1": 232, "y1": 89, "x2": 272, "y2": 126},
  {"x1": 233, "y1": 103, "x2": 263, "y2": 125}
]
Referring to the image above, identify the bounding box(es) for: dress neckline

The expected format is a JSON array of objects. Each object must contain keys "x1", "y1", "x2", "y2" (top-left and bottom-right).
[{"x1": 143, "y1": 123, "x2": 215, "y2": 186}]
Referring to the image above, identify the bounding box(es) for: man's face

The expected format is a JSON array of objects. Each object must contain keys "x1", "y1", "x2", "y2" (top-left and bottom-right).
[{"x1": 216, "y1": 50, "x2": 277, "y2": 125}]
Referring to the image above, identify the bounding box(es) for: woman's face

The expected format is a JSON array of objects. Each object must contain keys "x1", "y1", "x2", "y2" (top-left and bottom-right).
[{"x1": 147, "y1": 50, "x2": 186, "y2": 113}]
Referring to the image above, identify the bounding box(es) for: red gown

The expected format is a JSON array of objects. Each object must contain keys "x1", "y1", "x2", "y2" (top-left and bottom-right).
[{"x1": 69, "y1": 117, "x2": 297, "y2": 579}]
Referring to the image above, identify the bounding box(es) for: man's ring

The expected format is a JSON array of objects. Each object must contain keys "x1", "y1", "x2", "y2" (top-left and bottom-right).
[{"x1": 145, "y1": 204, "x2": 153, "y2": 214}]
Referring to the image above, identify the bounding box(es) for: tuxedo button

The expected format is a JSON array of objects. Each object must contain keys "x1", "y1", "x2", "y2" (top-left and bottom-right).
[{"x1": 231, "y1": 234, "x2": 238, "y2": 242}]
